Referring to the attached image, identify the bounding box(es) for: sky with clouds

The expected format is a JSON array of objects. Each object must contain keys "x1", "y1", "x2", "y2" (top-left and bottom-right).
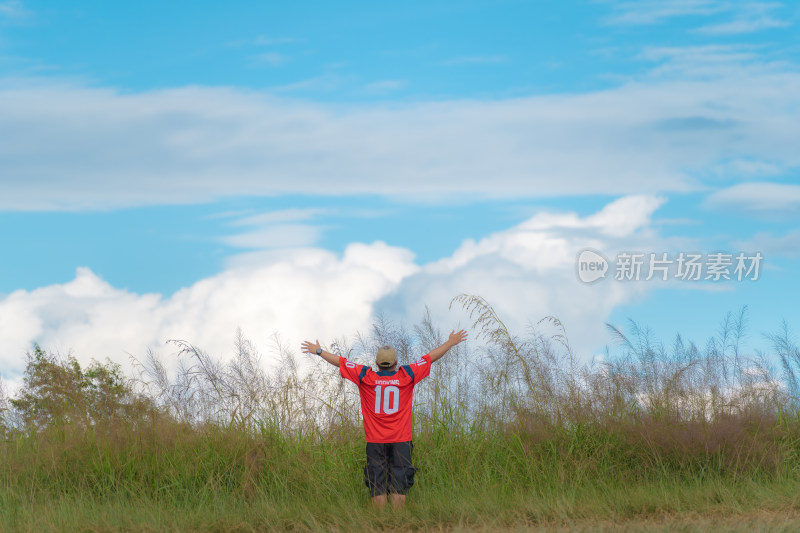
[{"x1": 1, "y1": 0, "x2": 798, "y2": 385}]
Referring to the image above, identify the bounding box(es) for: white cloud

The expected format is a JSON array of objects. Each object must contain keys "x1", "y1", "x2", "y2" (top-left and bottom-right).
[
  {"x1": 0, "y1": 242, "x2": 420, "y2": 381},
  {"x1": 637, "y1": 44, "x2": 760, "y2": 65},
  {"x1": 603, "y1": 0, "x2": 725, "y2": 25},
  {"x1": 695, "y1": 2, "x2": 791, "y2": 34},
  {"x1": 0, "y1": 41, "x2": 799, "y2": 211},
  {"x1": 636, "y1": 44, "x2": 777, "y2": 79},
  {"x1": 603, "y1": 0, "x2": 790, "y2": 33},
  {"x1": 734, "y1": 230, "x2": 800, "y2": 258},
  {"x1": 706, "y1": 182, "x2": 800, "y2": 214},
  {"x1": 711, "y1": 158, "x2": 785, "y2": 178},
  {"x1": 696, "y1": 15, "x2": 789, "y2": 34},
  {"x1": 229, "y1": 208, "x2": 326, "y2": 226},
  {"x1": 2, "y1": 55, "x2": 800, "y2": 212},
  {"x1": 584, "y1": 195, "x2": 667, "y2": 237},
  {"x1": 0, "y1": 196, "x2": 672, "y2": 382},
  {"x1": 220, "y1": 208, "x2": 327, "y2": 249},
  {"x1": 222, "y1": 224, "x2": 322, "y2": 249},
  {"x1": 381, "y1": 195, "x2": 669, "y2": 358},
  {"x1": 427, "y1": 195, "x2": 665, "y2": 276}
]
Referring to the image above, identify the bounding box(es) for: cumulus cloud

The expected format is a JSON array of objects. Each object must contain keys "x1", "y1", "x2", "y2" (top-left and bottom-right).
[
  {"x1": 379, "y1": 195, "x2": 669, "y2": 359},
  {"x1": 0, "y1": 242, "x2": 420, "y2": 381},
  {"x1": 2, "y1": 43, "x2": 800, "y2": 211},
  {"x1": 0, "y1": 196, "x2": 674, "y2": 384}
]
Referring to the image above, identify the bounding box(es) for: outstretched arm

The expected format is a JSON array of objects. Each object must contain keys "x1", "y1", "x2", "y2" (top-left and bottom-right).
[
  {"x1": 301, "y1": 339, "x2": 339, "y2": 367},
  {"x1": 428, "y1": 329, "x2": 468, "y2": 363}
]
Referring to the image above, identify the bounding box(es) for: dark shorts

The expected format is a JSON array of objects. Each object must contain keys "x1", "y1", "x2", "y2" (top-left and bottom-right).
[{"x1": 363, "y1": 441, "x2": 416, "y2": 497}]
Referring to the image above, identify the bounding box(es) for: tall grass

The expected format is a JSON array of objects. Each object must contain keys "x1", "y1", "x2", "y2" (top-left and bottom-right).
[{"x1": 2, "y1": 295, "x2": 800, "y2": 531}]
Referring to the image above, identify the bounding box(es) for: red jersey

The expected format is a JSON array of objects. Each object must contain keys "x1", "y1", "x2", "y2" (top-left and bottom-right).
[{"x1": 339, "y1": 354, "x2": 432, "y2": 443}]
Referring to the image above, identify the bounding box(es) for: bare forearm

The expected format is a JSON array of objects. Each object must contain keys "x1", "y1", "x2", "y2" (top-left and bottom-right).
[
  {"x1": 317, "y1": 349, "x2": 340, "y2": 367},
  {"x1": 428, "y1": 342, "x2": 454, "y2": 363}
]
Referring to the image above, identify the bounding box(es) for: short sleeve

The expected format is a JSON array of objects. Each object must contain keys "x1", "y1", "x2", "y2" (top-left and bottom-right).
[
  {"x1": 406, "y1": 354, "x2": 432, "y2": 383},
  {"x1": 339, "y1": 356, "x2": 366, "y2": 384}
]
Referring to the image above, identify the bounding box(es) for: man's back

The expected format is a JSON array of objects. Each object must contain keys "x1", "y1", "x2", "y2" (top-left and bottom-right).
[{"x1": 339, "y1": 354, "x2": 432, "y2": 443}]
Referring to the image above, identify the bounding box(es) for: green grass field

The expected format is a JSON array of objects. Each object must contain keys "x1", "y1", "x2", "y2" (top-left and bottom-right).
[
  {"x1": 4, "y1": 421, "x2": 800, "y2": 532},
  {"x1": 3, "y1": 296, "x2": 800, "y2": 531}
]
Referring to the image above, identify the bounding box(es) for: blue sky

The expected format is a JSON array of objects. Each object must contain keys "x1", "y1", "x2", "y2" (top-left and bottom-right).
[{"x1": 1, "y1": 0, "x2": 799, "y2": 382}]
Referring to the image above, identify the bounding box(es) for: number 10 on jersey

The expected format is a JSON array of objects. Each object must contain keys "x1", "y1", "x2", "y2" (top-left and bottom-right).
[{"x1": 374, "y1": 385, "x2": 399, "y2": 414}]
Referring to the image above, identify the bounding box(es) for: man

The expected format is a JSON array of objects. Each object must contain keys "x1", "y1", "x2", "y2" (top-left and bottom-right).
[{"x1": 301, "y1": 329, "x2": 468, "y2": 509}]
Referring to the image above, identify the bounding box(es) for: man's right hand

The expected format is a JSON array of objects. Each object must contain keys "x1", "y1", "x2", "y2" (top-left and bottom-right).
[{"x1": 447, "y1": 329, "x2": 468, "y2": 347}]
